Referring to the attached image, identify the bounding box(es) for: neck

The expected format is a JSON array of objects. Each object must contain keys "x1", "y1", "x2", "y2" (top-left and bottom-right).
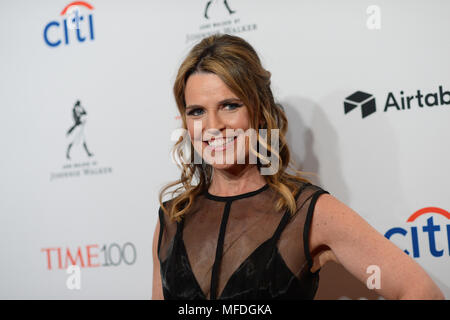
[{"x1": 207, "y1": 164, "x2": 267, "y2": 197}]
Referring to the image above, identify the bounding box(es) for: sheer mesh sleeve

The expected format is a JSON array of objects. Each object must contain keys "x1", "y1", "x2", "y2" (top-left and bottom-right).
[
  {"x1": 157, "y1": 200, "x2": 178, "y2": 263},
  {"x1": 303, "y1": 186, "x2": 330, "y2": 271},
  {"x1": 277, "y1": 183, "x2": 330, "y2": 277}
]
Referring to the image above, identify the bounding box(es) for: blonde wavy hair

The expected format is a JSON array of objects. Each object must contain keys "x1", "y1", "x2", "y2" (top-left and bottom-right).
[{"x1": 159, "y1": 34, "x2": 316, "y2": 222}]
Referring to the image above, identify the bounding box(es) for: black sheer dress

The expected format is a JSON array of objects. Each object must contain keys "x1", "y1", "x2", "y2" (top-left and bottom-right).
[{"x1": 157, "y1": 180, "x2": 330, "y2": 300}]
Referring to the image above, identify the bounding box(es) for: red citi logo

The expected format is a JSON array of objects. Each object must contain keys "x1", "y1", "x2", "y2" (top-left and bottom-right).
[
  {"x1": 384, "y1": 207, "x2": 450, "y2": 258},
  {"x1": 41, "y1": 242, "x2": 136, "y2": 270},
  {"x1": 43, "y1": 1, "x2": 95, "y2": 47}
]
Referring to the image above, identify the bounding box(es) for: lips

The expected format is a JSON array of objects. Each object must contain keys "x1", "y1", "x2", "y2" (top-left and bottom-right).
[
  {"x1": 207, "y1": 136, "x2": 235, "y2": 146},
  {"x1": 203, "y1": 136, "x2": 237, "y2": 151}
]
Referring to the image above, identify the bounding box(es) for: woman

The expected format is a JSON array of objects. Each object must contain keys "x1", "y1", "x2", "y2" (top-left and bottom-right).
[{"x1": 152, "y1": 34, "x2": 444, "y2": 300}]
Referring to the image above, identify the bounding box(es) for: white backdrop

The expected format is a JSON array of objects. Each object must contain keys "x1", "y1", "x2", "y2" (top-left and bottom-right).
[{"x1": 0, "y1": 0, "x2": 448, "y2": 299}]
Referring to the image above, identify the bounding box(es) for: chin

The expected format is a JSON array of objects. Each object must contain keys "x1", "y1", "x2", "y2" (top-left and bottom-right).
[
  {"x1": 202, "y1": 154, "x2": 251, "y2": 170},
  {"x1": 208, "y1": 162, "x2": 239, "y2": 170}
]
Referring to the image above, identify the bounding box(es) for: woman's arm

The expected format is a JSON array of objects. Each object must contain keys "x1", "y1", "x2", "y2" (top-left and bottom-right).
[
  {"x1": 152, "y1": 219, "x2": 164, "y2": 300},
  {"x1": 309, "y1": 193, "x2": 444, "y2": 300}
]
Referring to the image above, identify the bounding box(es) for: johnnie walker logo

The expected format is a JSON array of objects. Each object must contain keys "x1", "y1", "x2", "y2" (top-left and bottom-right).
[
  {"x1": 204, "y1": 0, "x2": 236, "y2": 19},
  {"x1": 185, "y1": 0, "x2": 258, "y2": 43},
  {"x1": 66, "y1": 100, "x2": 94, "y2": 160},
  {"x1": 49, "y1": 99, "x2": 113, "y2": 182}
]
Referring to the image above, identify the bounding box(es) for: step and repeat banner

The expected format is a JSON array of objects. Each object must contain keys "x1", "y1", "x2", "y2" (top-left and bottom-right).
[{"x1": 0, "y1": 0, "x2": 448, "y2": 299}]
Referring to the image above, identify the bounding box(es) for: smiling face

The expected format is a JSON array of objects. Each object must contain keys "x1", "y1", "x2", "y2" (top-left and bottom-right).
[{"x1": 184, "y1": 72, "x2": 254, "y2": 169}]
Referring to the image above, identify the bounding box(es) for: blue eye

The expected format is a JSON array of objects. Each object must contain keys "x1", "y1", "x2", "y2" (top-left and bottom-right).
[
  {"x1": 187, "y1": 108, "x2": 204, "y2": 116},
  {"x1": 224, "y1": 103, "x2": 242, "y2": 110}
]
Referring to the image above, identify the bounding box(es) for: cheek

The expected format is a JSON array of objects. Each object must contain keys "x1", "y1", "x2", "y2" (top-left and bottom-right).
[
  {"x1": 186, "y1": 121, "x2": 204, "y2": 156},
  {"x1": 186, "y1": 125, "x2": 194, "y2": 141},
  {"x1": 230, "y1": 107, "x2": 251, "y2": 129},
  {"x1": 186, "y1": 119, "x2": 203, "y2": 141}
]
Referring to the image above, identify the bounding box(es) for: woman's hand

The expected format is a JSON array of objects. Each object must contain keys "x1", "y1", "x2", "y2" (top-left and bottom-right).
[{"x1": 310, "y1": 248, "x2": 338, "y2": 273}]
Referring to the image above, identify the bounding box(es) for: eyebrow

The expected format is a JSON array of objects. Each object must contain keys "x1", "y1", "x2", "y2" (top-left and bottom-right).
[{"x1": 185, "y1": 97, "x2": 242, "y2": 110}]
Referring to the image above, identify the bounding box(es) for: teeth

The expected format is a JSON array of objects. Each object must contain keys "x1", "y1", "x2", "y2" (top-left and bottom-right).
[{"x1": 207, "y1": 136, "x2": 235, "y2": 147}]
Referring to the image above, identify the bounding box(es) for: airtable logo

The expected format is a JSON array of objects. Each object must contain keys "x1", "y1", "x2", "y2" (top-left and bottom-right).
[
  {"x1": 385, "y1": 207, "x2": 450, "y2": 258},
  {"x1": 344, "y1": 91, "x2": 376, "y2": 119},
  {"x1": 344, "y1": 85, "x2": 450, "y2": 119},
  {"x1": 43, "y1": 1, "x2": 95, "y2": 47}
]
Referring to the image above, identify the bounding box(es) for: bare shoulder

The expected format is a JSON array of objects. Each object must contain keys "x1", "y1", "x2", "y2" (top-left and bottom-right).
[
  {"x1": 308, "y1": 192, "x2": 388, "y2": 256},
  {"x1": 307, "y1": 192, "x2": 343, "y2": 260},
  {"x1": 308, "y1": 192, "x2": 444, "y2": 299},
  {"x1": 309, "y1": 193, "x2": 356, "y2": 248}
]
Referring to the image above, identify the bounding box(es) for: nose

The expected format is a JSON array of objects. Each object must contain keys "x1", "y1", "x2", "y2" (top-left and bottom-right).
[{"x1": 204, "y1": 110, "x2": 225, "y2": 138}]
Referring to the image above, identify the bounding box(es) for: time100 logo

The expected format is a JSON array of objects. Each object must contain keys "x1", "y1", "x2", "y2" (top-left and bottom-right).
[{"x1": 41, "y1": 242, "x2": 137, "y2": 270}]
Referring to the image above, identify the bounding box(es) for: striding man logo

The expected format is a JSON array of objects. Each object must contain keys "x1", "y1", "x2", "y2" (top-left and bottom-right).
[
  {"x1": 66, "y1": 100, "x2": 94, "y2": 160},
  {"x1": 204, "y1": 0, "x2": 236, "y2": 19}
]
